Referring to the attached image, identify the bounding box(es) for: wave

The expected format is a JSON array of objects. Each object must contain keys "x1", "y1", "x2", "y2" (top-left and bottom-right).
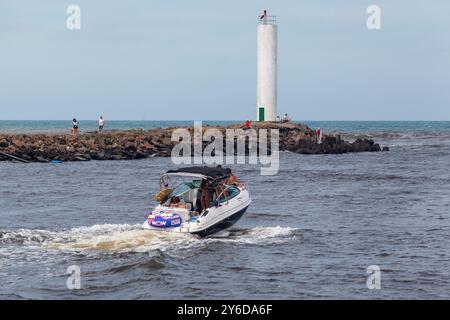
[
  {"x1": 331, "y1": 131, "x2": 450, "y2": 141},
  {"x1": 0, "y1": 228, "x2": 57, "y2": 245},
  {"x1": 0, "y1": 224, "x2": 297, "y2": 254},
  {"x1": 210, "y1": 226, "x2": 297, "y2": 245}
]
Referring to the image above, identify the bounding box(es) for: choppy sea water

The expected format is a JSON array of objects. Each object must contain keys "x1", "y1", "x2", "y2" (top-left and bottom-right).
[
  {"x1": 0, "y1": 120, "x2": 241, "y2": 134},
  {"x1": 1, "y1": 121, "x2": 450, "y2": 299}
]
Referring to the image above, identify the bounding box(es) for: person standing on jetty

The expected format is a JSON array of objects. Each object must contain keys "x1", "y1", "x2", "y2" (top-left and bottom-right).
[
  {"x1": 71, "y1": 118, "x2": 79, "y2": 136},
  {"x1": 98, "y1": 116, "x2": 105, "y2": 133},
  {"x1": 316, "y1": 127, "x2": 323, "y2": 144},
  {"x1": 282, "y1": 113, "x2": 291, "y2": 123}
]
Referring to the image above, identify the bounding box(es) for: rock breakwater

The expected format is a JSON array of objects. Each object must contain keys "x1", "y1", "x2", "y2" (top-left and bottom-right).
[{"x1": 0, "y1": 122, "x2": 385, "y2": 162}]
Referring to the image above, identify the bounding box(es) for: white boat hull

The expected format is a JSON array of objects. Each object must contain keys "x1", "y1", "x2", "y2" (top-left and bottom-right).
[{"x1": 142, "y1": 188, "x2": 251, "y2": 237}]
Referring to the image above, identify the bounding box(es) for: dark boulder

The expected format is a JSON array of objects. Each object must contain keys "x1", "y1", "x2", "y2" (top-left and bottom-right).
[{"x1": 0, "y1": 139, "x2": 9, "y2": 148}]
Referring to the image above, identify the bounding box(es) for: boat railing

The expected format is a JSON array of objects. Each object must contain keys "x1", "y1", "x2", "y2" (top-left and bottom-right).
[{"x1": 216, "y1": 183, "x2": 242, "y2": 206}]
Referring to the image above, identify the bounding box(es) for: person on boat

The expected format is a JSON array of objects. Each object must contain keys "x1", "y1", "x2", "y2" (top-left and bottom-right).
[
  {"x1": 169, "y1": 196, "x2": 185, "y2": 208},
  {"x1": 98, "y1": 116, "x2": 105, "y2": 133},
  {"x1": 226, "y1": 173, "x2": 242, "y2": 187},
  {"x1": 71, "y1": 118, "x2": 79, "y2": 136},
  {"x1": 199, "y1": 180, "x2": 210, "y2": 212}
]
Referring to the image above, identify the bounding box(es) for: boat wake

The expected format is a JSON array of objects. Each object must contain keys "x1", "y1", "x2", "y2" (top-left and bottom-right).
[{"x1": 0, "y1": 224, "x2": 297, "y2": 255}]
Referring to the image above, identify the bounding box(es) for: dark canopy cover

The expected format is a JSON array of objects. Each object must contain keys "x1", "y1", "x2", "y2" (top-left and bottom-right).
[{"x1": 166, "y1": 166, "x2": 232, "y2": 179}]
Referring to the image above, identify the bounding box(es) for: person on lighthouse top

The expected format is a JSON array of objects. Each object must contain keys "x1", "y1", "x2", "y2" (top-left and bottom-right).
[{"x1": 259, "y1": 10, "x2": 267, "y2": 21}]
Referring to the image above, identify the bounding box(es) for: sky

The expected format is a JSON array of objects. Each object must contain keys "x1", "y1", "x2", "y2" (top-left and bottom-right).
[{"x1": 0, "y1": 0, "x2": 449, "y2": 121}]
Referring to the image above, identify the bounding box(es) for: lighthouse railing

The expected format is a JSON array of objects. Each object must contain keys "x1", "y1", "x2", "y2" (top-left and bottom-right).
[{"x1": 258, "y1": 15, "x2": 277, "y2": 25}]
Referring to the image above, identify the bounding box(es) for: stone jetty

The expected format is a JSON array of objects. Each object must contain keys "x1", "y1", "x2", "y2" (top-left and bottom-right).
[{"x1": 0, "y1": 122, "x2": 386, "y2": 163}]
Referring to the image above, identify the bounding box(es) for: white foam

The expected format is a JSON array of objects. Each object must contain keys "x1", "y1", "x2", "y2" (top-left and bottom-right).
[
  {"x1": 44, "y1": 224, "x2": 195, "y2": 253},
  {"x1": 212, "y1": 226, "x2": 297, "y2": 245},
  {"x1": 1, "y1": 224, "x2": 297, "y2": 255}
]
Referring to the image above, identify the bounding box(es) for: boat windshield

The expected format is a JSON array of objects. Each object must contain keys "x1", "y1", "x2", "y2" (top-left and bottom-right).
[
  {"x1": 171, "y1": 180, "x2": 202, "y2": 197},
  {"x1": 160, "y1": 174, "x2": 203, "y2": 189}
]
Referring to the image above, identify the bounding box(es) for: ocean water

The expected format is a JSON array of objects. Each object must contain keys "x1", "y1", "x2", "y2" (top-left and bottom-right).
[
  {"x1": 1, "y1": 120, "x2": 449, "y2": 136},
  {"x1": 0, "y1": 120, "x2": 241, "y2": 134},
  {"x1": 1, "y1": 121, "x2": 450, "y2": 299}
]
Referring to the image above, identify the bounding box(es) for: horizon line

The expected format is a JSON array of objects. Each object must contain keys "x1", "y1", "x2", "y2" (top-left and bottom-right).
[{"x1": 1, "y1": 119, "x2": 450, "y2": 122}]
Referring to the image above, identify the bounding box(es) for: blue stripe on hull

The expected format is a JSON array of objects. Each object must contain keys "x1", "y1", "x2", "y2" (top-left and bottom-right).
[{"x1": 192, "y1": 205, "x2": 250, "y2": 237}]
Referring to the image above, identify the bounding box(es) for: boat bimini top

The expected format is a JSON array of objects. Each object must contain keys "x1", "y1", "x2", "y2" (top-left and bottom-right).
[{"x1": 164, "y1": 166, "x2": 232, "y2": 185}]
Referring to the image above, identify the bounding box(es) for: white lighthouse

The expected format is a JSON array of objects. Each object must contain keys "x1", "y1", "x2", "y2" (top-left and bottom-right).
[{"x1": 256, "y1": 11, "x2": 277, "y2": 122}]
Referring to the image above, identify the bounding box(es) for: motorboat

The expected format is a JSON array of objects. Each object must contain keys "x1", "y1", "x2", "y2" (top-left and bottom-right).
[{"x1": 142, "y1": 166, "x2": 251, "y2": 237}]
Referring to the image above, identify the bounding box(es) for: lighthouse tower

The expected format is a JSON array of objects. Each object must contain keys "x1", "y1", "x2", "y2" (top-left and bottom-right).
[{"x1": 256, "y1": 11, "x2": 277, "y2": 122}]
